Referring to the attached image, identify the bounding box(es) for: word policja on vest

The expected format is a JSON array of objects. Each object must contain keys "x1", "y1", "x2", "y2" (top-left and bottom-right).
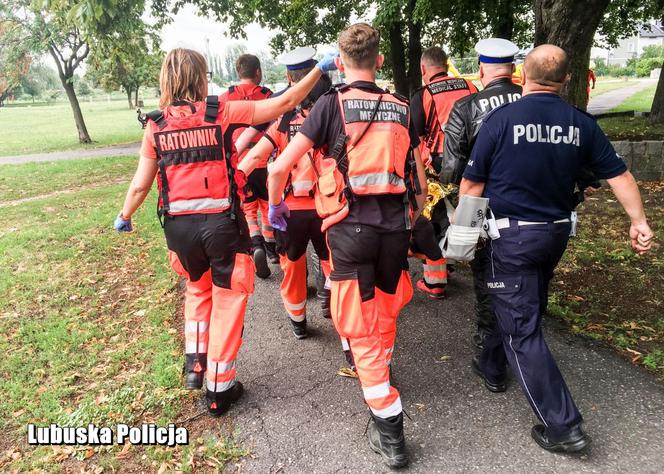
[{"x1": 28, "y1": 423, "x2": 188, "y2": 446}]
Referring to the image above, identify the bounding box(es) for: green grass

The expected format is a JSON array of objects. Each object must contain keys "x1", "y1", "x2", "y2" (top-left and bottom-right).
[
  {"x1": 611, "y1": 84, "x2": 658, "y2": 113},
  {"x1": 0, "y1": 156, "x2": 245, "y2": 470},
  {"x1": 598, "y1": 116, "x2": 664, "y2": 141},
  {"x1": 0, "y1": 155, "x2": 135, "y2": 202},
  {"x1": 591, "y1": 78, "x2": 637, "y2": 97},
  {"x1": 549, "y1": 184, "x2": 664, "y2": 379},
  {"x1": 0, "y1": 99, "x2": 157, "y2": 157}
]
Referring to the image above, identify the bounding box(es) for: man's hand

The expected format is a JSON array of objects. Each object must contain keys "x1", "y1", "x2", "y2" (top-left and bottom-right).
[
  {"x1": 629, "y1": 221, "x2": 654, "y2": 254},
  {"x1": 317, "y1": 50, "x2": 339, "y2": 73},
  {"x1": 583, "y1": 185, "x2": 600, "y2": 198},
  {"x1": 269, "y1": 200, "x2": 290, "y2": 231},
  {"x1": 114, "y1": 213, "x2": 133, "y2": 232}
]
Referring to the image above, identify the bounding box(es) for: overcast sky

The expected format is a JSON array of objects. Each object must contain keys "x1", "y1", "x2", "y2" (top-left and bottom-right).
[{"x1": 159, "y1": 5, "x2": 277, "y2": 57}]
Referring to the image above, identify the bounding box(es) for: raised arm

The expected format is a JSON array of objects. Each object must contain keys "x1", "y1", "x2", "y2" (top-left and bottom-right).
[{"x1": 252, "y1": 53, "x2": 337, "y2": 125}]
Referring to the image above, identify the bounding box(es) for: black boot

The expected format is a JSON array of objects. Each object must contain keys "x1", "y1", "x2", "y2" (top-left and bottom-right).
[
  {"x1": 206, "y1": 381, "x2": 244, "y2": 417},
  {"x1": 320, "y1": 290, "x2": 331, "y2": 319},
  {"x1": 289, "y1": 317, "x2": 307, "y2": 339},
  {"x1": 471, "y1": 356, "x2": 506, "y2": 393},
  {"x1": 312, "y1": 253, "x2": 327, "y2": 300},
  {"x1": 265, "y1": 242, "x2": 279, "y2": 264},
  {"x1": 184, "y1": 354, "x2": 206, "y2": 390},
  {"x1": 343, "y1": 349, "x2": 356, "y2": 372},
  {"x1": 367, "y1": 413, "x2": 409, "y2": 468}
]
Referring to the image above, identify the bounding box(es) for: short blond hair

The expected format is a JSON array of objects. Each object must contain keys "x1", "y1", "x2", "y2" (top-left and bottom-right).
[
  {"x1": 338, "y1": 23, "x2": 380, "y2": 69},
  {"x1": 159, "y1": 48, "x2": 208, "y2": 109}
]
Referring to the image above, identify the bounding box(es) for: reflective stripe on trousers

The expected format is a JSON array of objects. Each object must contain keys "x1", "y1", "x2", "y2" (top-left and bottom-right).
[
  {"x1": 280, "y1": 254, "x2": 307, "y2": 322},
  {"x1": 423, "y1": 258, "x2": 448, "y2": 285}
]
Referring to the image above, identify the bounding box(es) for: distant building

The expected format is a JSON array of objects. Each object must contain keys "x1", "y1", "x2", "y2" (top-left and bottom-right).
[{"x1": 592, "y1": 20, "x2": 664, "y2": 67}]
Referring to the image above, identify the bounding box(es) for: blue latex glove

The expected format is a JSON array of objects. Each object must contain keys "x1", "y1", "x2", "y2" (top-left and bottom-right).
[
  {"x1": 269, "y1": 200, "x2": 290, "y2": 231},
  {"x1": 114, "y1": 213, "x2": 133, "y2": 232},
  {"x1": 316, "y1": 50, "x2": 339, "y2": 73}
]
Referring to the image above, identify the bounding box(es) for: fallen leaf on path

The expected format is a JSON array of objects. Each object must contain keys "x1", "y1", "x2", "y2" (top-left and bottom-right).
[{"x1": 336, "y1": 367, "x2": 358, "y2": 378}]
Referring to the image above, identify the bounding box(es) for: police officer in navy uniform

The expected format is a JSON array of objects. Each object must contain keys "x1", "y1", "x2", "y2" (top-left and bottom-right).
[
  {"x1": 460, "y1": 44, "x2": 654, "y2": 452},
  {"x1": 444, "y1": 38, "x2": 523, "y2": 349}
]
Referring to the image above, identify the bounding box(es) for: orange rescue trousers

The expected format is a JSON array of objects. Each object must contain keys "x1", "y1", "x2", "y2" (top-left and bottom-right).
[
  {"x1": 244, "y1": 168, "x2": 274, "y2": 247},
  {"x1": 327, "y1": 223, "x2": 413, "y2": 419},
  {"x1": 164, "y1": 213, "x2": 255, "y2": 402},
  {"x1": 275, "y1": 210, "x2": 331, "y2": 323}
]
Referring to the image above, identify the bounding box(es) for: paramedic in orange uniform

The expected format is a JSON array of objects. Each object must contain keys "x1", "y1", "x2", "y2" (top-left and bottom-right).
[
  {"x1": 220, "y1": 54, "x2": 276, "y2": 278},
  {"x1": 239, "y1": 47, "x2": 333, "y2": 339},
  {"x1": 113, "y1": 48, "x2": 338, "y2": 416},
  {"x1": 409, "y1": 47, "x2": 478, "y2": 298},
  {"x1": 267, "y1": 24, "x2": 427, "y2": 468}
]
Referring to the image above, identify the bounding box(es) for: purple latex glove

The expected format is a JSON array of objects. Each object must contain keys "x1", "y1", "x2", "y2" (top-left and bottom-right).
[{"x1": 269, "y1": 200, "x2": 290, "y2": 231}]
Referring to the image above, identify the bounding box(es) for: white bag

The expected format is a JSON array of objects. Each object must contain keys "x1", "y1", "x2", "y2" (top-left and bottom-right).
[{"x1": 440, "y1": 195, "x2": 489, "y2": 262}]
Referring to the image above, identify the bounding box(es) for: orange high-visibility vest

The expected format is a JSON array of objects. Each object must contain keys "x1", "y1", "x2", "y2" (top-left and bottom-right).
[
  {"x1": 222, "y1": 84, "x2": 272, "y2": 162},
  {"x1": 279, "y1": 110, "x2": 319, "y2": 198},
  {"x1": 146, "y1": 97, "x2": 235, "y2": 217},
  {"x1": 421, "y1": 75, "x2": 477, "y2": 160},
  {"x1": 337, "y1": 87, "x2": 411, "y2": 196}
]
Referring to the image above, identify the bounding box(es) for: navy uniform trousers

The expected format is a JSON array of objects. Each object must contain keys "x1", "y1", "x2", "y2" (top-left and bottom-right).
[{"x1": 479, "y1": 220, "x2": 583, "y2": 435}]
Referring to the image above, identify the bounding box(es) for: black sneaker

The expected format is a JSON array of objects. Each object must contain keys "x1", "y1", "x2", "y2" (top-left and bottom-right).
[
  {"x1": 253, "y1": 247, "x2": 271, "y2": 279},
  {"x1": 206, "y1": 381, "x2": 244, "y2": 417},
  {"x1": 289, "y1": 318, "x2": 307, "y2": 339},
  {"x1": 265, "y1": 242, "x2": 279, "y2": 264},
  {"x1": 471, "y1": 357, "x2": 506, "y2": 393},
  {"x1": 531, "y1": 424, "x2": 590, "y2": 453},
  {"x1": 367, "y1": 414, "x2": 409, "y2": 469}
]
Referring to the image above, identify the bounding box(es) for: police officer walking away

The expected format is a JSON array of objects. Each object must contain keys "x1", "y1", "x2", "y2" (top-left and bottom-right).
[
  {"x1": 460, "y1": 44, "x2": 654, "y2": 452},
  {"x1": 443, "y1": 38, "x2": 522, "y2": 349}
]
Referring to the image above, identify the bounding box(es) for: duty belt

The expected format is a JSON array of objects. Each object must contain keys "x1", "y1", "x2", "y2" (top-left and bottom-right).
[{"x1": 495, "y1": 217, "x2": 570, "y2": 230}]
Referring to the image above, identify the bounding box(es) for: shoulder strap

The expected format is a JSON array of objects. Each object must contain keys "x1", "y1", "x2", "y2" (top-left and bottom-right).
[
  {"x1": 228, "y1": 85, "x2": 236, "y2": 95},
  {"x1": 278, "y1": 110, "x2": 297, "y2": 133},
  {"x1": 144, "y1": 110, "x2": 167, "y2": 130},
  {"x1": 204, "y1": 95, "x2": 219, "y2": 123},
  {"x1": 260, "y1": 86, "x2": 271, "y2": 97}
]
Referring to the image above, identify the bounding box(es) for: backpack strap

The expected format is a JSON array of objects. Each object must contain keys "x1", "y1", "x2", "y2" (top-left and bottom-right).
[
  {"x1": 141, "y1": 110, "x2": 167, "y2": 130},
  {"x1": 204, "y1": 95, "x2": 219, "y2": 123},
  {"x1": 260, "y1": 86, "x2": 271, "y2": 97}
]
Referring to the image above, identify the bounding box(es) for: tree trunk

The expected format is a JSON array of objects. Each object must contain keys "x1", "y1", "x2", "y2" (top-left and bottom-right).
[
  {"x1": 49, "y1": 46, "x2": 92, "y2": 143},
  {"x1": 406, "y1": 0, "x2": 423, "y2": 94},
  {"x1": 493, "y1": 0, "x2": 515, "y2": 40},
  {"x1": 134, "y1": 86, "x2": 139, "y2": 108},
  {"x1": 126, "y1": 87, "x2": 134, "y2": 109},
  {"x1": 388, "y1": 21, "x2": 409, "y2": 96},
  {"x1": 534, "y1": 0, "x2": 610, "y2": 109},
  {"x1": 650, "y1": 62, "x2": 664, "y2": 123},
  {"x1": 62, "y1": 79, "x2": 92, "y2": 143}
]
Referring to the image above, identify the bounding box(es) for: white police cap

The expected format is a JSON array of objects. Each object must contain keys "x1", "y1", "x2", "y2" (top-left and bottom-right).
[
  {"x1": 475, "y1": 38, "x2": 519, "y2": 64},
  {"x1": 278, "y1": 46, "x2": 317, "y2": 71}
]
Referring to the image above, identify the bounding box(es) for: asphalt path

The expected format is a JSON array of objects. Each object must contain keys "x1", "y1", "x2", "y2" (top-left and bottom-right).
[
  {"x1": 587, "y1": 79, "x2": 656, "y2": 115},
  {"x1": 0, "y1": 142, "x2": 140, "y2": 165},
  {"x1": 223, "y1": 257, "x2": 664, "y2": 473}
]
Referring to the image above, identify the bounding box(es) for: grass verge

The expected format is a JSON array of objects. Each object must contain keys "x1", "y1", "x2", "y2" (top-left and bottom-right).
[
  {"x1": 0, "y1": 156, "x2": 246, "y2": 471},
  {"x1": 611, "y1": 84, "x2": 657, "y2": 113},
  {"x1": 598, "y1": 116, "x2": 664, "y2": 141},
  {"x1": 0, "y1": 100, "x2": 156, "y2": 157},
  {"x1": 549, "y1": 183, "x2": 664, "y2": 380}
]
